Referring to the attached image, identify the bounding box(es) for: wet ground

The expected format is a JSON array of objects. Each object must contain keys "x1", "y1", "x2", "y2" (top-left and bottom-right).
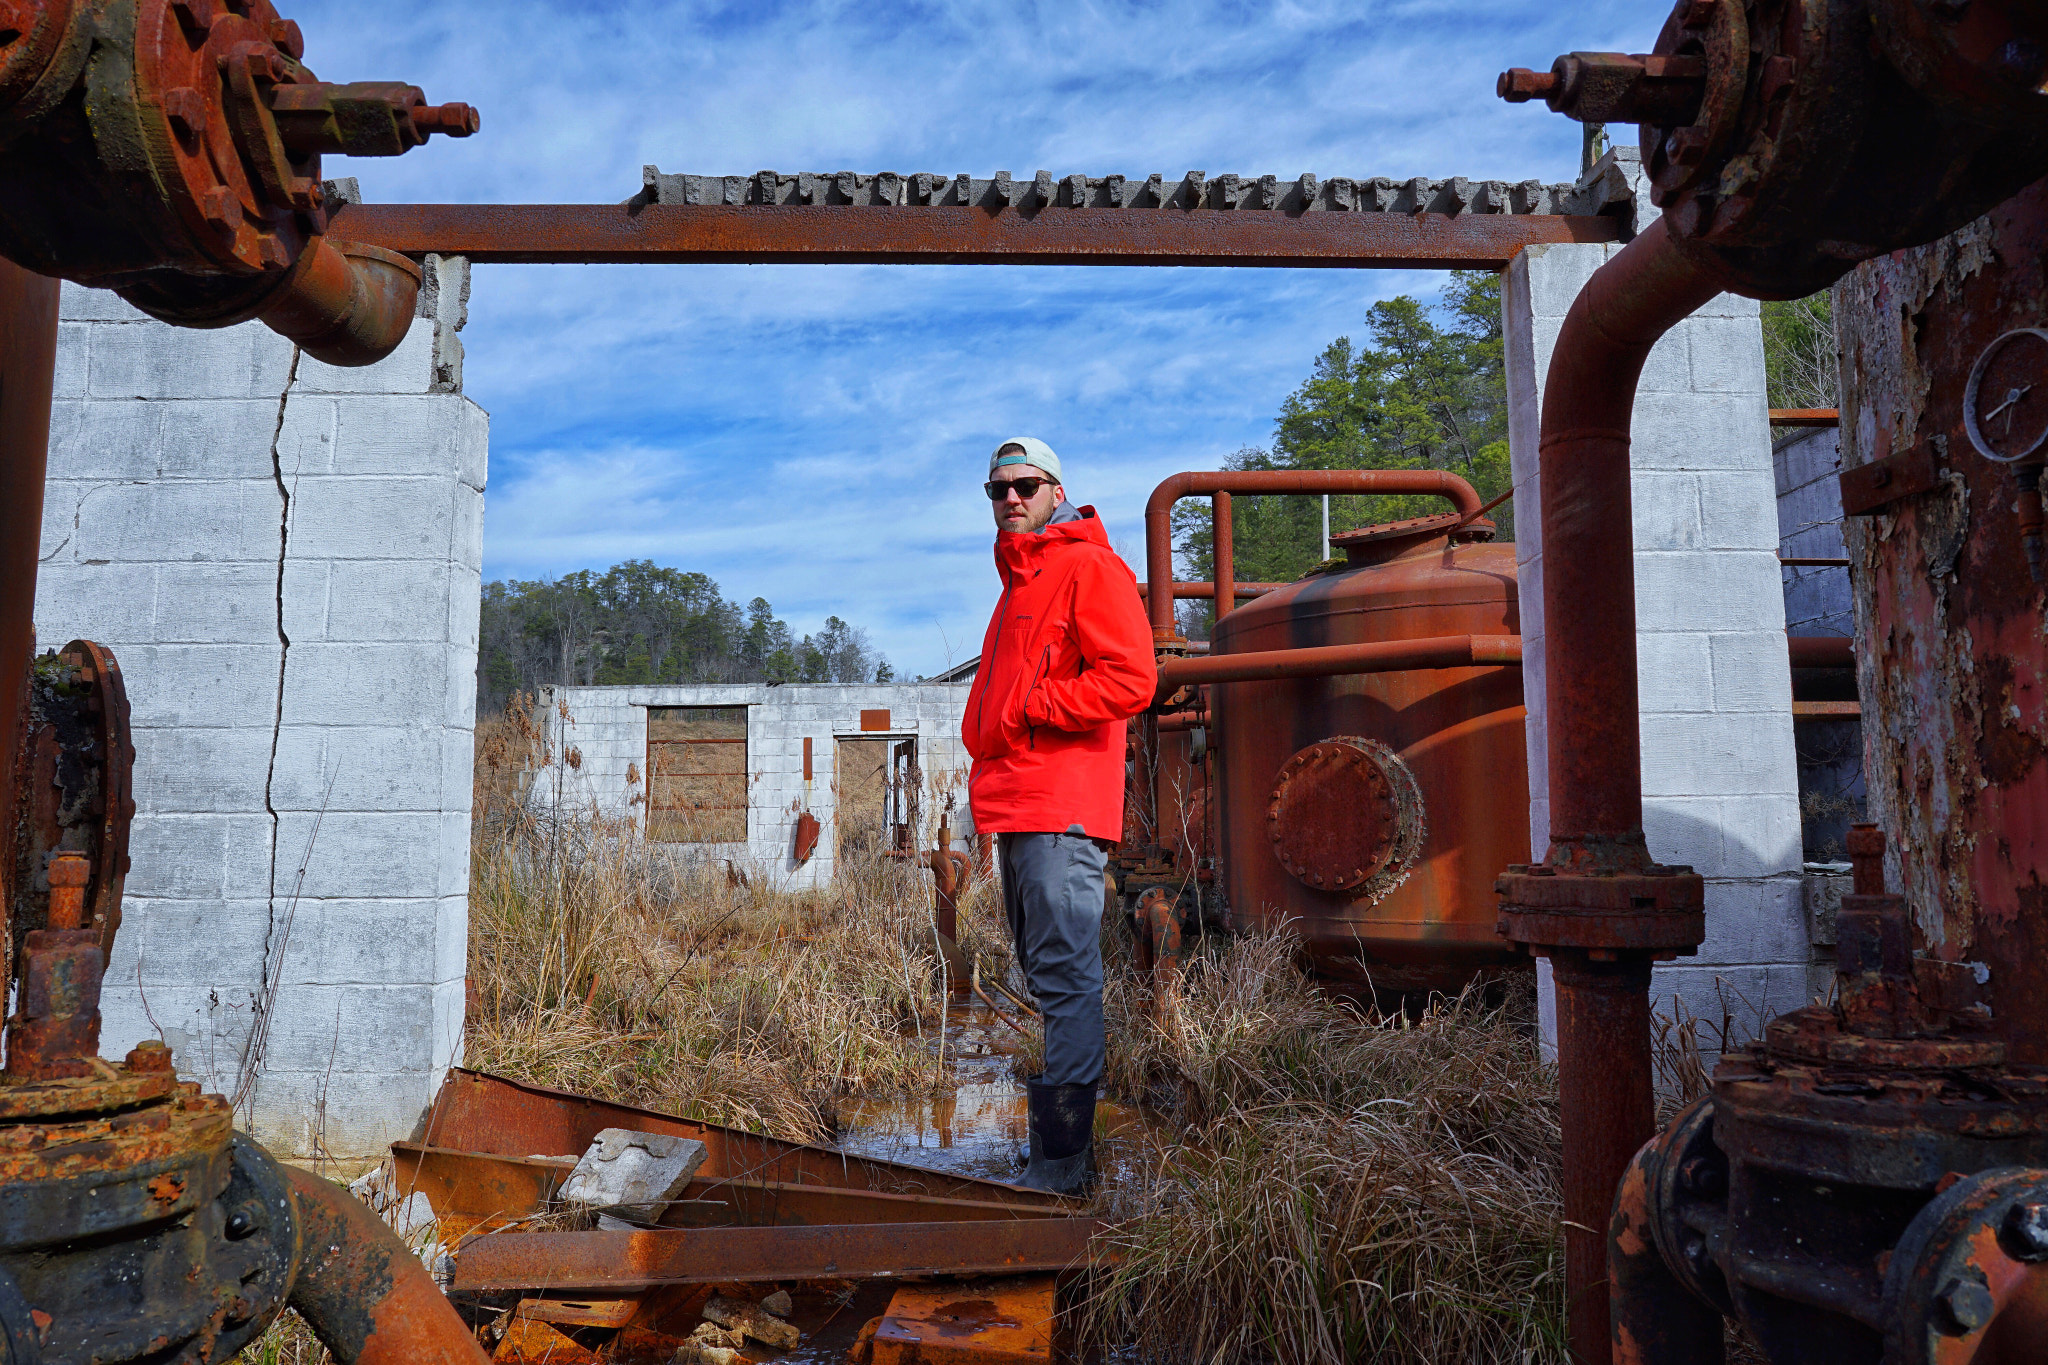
[{"x1": 833, "y1": 1001, "x2": 1150, "y2": 1187}]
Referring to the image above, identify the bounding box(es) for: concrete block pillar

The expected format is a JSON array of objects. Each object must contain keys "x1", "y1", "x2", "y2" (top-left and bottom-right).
[
  {"x1": 33, "y1": 263, "x2": 487, "y2": 1162},
  {"x1": 1504, "y1": 228, "x2": 1807, "y2": 1056}
]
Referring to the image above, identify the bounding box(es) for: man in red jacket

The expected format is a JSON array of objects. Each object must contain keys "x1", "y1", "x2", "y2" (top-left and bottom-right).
[{"x1": 963, "y1": 437, "x2": 1156, "y2": 1193}]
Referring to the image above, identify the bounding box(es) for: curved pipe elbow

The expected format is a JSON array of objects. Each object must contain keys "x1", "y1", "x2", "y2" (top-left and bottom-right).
[
  {"x1": 1141, "y1": 468, "x2": 1483, "y2": 637},
  {"x1": 259, "y1": 239, "x2": 423, "y2": 368},
  {"x1": 284, "y1": 1164, "x2": 490, "y2": 1365}
]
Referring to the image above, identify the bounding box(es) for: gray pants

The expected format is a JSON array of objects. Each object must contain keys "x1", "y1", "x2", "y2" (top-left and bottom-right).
[{"x1": 998, "y1": 831, "x2": 1108, "y2": 1088}]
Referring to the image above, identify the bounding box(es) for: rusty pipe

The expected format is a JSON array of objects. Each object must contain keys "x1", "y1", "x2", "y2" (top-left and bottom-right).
[
  {"x1": 1609, "y1": 1127, "x2": 1724, "y2": 1365},
  {"x1": 1143, "y1": 470, "x2": 1483, "y2": 640},
  {"x1": 1213, "y1": 492, "x2": 1235, "y2": 625},
  {"x1": 0, "y1": 259, "x2": 58, "y2": 927},
  {"x1": 252, "y1": 239, "x2": 422, "y2": 367},
  {"x1": 1154, "y1": 634, "x2": 1521, "y2": 702},
  {"x1": 1135, "y1": 581, "x2": 1285, "y2": 600},
  {"x1": 1532, "y1": 214, "x2": 1731, "y2": 1365},
  {"x1": 1156, "y1": 709, "x2": 1209, "y2": 732},
  {"x1": 1538, "y1": 215, "x2": 1724, "y2": 852},
  {"x1": 283, "y1": 1165, "x2": 491, "y2": 1365}
]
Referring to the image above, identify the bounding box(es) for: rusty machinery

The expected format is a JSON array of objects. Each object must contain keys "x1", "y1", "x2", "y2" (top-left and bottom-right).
[
  {"x1": 1136, "y1": 470, "x2": 1531, "y2": 997},
  {"x1": 1497, "y1": 0, "x2": 2048, "y2": 1360},
  {"x1": 0, "y1": 1, "x2": 492, "y2": 1361}
]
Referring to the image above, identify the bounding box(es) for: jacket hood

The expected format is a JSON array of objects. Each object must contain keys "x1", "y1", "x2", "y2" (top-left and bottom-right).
[{"x1": 994, "y1": 505, "x2": 1110, "y2": 584}]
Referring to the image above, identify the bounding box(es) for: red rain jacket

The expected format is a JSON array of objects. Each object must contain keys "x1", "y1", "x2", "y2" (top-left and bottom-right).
[{"x1": 963, "y1": 507, "x2": 1157, "y2": 840}]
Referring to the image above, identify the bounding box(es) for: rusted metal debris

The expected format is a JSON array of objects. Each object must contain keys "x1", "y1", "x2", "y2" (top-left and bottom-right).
[
  {"x1": 455, "y1": 1218, "x2": 1107, "y2": 1293},
  {"x1": 855, "y1": 1275, "x2": 1059, "y2": 1365}
]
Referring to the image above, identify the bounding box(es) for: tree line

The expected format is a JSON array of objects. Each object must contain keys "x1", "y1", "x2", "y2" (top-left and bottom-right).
[{"x1": 477, "y1": 559, "x2": 890, "y2": 715}]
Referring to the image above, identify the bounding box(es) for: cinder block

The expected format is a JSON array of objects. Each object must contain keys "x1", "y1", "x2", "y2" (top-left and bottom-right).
[
  {"x1": 326, "y1": 395, "x2": 480, "y2": 477},
  {"x1": 129, "y1": 724, "x2": 272, "y2": 814},
  {"x1": 32, "y1": 562, "x2": 158, "y2": 644},
  {"x1": 224, "y1": 812, "x2": 279, "y2": 900},
  {"x1": 1642, "y1": 796, "x2": 1724, "y2": 871},
  {"x1": 240, "y1": 1066, "x2": 437, "y2": 1162},
  {"x1": 1714, "y1": 794, "x2": 1804, "y2": 877},
  {"x1": 1698, "y1": 471, "x2": 1782, "y2": 551},
  {"x1": 132, "y1": 900, "x2": 271, "y2": 985},
  {"x1": 1640, "y1": 714, "x2": 1800, "y2": 799},
  {"x1": 269, "y1": 725, "x2": 444, "y2": 813},
  {"x1": 1630, "y1": 472, "x2": 1702, "y2": 551},
  {"x1": 286, "y1": 476, "x2": 454, "y2": 560},
  {"x1": 321, "y1": 560, "x2": 455, "y2": 643},
  {"x1": 154, "y1": 563, "x2": 278, "y2": 644},
  {"x1": 1635, "y1": 632, "x2": 1712, "y2": 714},
  {"x1": 1634, "y1": 328, "x2": 1693, "y2": 396},
  {"x1": 280, "y1": 560, "x2": 330, "y2": 643},
  {"x1": 73, "y1": 479, "x2": 285, "y2": 566},
  {"x1": 1634, "y1": 550, "x2": 1788, "y2": 634},
  {"x1": 276, "y1": 899, "x2": 437, "y2": 985},
  {"x1": 60, "y1": 282, "x2": 152, "y2": 322},
  {"x1": 438, "y1": 812, "x2": 472, "y2": 898},
  {"x1": 46, "y1": 400, "x2": 162, "y2": 481},
  {"x1": 434, "y1": 895, "x2": 468, "y2": 985},
  {"x1": 561, "y1": 1129, "x2": 708, "y2": 1217},
  {"x1": 119, "y1": 643, "x2": 282, "y2": 728},
  {"x1": 1648, "y1": 962, "x2": 1812, "y2": 1049},
  {"x1": 158, "y1": 399, "x2": 292, "y2": 481},
  {"x1": 1631, "y1": 392, "x2": 1775, "y2": 471},
  {"x1": 123, "y1": 816, "x2": 230, "y2": 899},
  {"x1": 1514, "y1": 242, "x2": 1608, "y2": 321},
  {"x1": 281, "y1": 642, "x2": 450, "y2": 725},
  {"x1": 1710, "y1": 632, "x2": 1797, "y2": 712},
  {"x1": 53, "y1": 322, "x2": 87, "y2": 398},
  {"x1": 432, "y1": 976, "x2": 466, "y2": 1072},
  {"x1": 294, "y1": 319, "x2": 437, "y2": 395},
  {"x1": 1692, "y1": 877, "x2": 1810, "y2": 966},
  {"x1": 88, "y1": 320, "x2": 294, "y2": 400},
  {"x1": 1687, "y1": 315, "x2": 1768, "y2": 394}
]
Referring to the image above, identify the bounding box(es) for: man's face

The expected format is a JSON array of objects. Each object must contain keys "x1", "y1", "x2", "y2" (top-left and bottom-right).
[{"x1": 989, "y1": 463, "x2": 1065, "y2": 534}]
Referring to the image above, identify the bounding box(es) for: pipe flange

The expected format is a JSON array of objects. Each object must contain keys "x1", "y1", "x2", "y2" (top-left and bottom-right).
[
  {"x1": 1641, "y1": 0, "x2": 1751, "y2": 218},
  {"x1": 1265, "y1": 736, "x2": 1425, "y2": 900},
  {"x1": 1881, "y1": 1166, "x2": 2048, "y2": 1362},
  {"x1": 1495, "y1": 861, "x2": 1706, "y2": 954}
]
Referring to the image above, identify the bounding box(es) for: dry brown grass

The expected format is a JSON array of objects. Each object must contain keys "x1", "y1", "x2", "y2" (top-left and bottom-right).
[
  {"x1": 463, "y1": 694, "x2": 1013, "y2": 1144},
  {"x1": 1084, "y1": 932, "x2": 1566, "y2": 1364}
]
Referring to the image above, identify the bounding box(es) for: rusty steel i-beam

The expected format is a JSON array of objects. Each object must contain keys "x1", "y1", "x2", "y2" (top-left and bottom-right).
[{"x1": 325, "y1": 202, "x2": 1623, "y2": 269}]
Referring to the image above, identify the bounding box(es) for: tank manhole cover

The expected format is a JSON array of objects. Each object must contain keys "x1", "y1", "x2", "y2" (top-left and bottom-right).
[{"x1": 1265, "y1": 736, "x2": 1426, "y2": 897}]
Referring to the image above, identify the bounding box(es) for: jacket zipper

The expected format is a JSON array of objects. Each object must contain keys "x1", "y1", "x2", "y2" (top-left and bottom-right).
[{"x1": 1025, "y1": 643, "x2": 1052, "y2": 750}]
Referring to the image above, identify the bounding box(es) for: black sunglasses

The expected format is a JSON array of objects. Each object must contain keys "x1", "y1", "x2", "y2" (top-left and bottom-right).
[{"x1": 984, "y1": 476, "x2": 1055, "y2": 502}]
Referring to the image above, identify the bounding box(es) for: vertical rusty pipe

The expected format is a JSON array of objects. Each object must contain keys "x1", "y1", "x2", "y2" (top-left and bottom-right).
[
  {"x1": 1211, "y1": 492, "x2": 1234, "y2": 627},
  {"x1": 1537, "y1": 216, "x2": 1725, "y2": 848},
  {"x1": 1551, "y1": 952, "x2": 1657, "y2": 1362},
  {"x1": 0, "y1": 260, "x2": 59, "y2": 867},
  {"x1": 284, "y1": 1165, "x2": 492, "y2": 1365},
  {"x1": 1532, "y1": 215, "x2": 1733, "y2": 1365},
  {"x1": 1142, "y1": 470, "x2": 1481, "y2": 640}
]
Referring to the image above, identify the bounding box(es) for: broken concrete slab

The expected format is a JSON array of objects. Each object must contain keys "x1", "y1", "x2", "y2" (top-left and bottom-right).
[{"x1": 558, "y1": 1127, "x2": 707, "y2": 1224}]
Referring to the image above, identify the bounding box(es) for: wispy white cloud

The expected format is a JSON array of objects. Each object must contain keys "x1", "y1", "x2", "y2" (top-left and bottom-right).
[{"x1": 291, "y1": 0, "x2": 1656, "y2": 674}]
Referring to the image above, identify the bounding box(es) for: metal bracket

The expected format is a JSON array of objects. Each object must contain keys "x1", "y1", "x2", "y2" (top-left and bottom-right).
[{"x1": 1840, "y1": 442, "x2": 1943, "y2": 517}]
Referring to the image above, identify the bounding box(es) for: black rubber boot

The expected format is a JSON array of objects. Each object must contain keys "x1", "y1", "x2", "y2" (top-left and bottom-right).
[{"x1": 1019, "y1": 1079, "x2": 1096, "y2": 1196}]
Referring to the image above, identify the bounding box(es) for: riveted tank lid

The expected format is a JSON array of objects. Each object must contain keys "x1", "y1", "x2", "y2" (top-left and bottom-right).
[{"x1": 1330, "y1": 512, "x2": 1497, "y2": 567}]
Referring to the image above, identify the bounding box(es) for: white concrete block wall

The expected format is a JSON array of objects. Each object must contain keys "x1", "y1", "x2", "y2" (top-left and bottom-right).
[
  {"x1": 1776, "y1": 427, "x2": 1852, "y2": 636},
  {"x1": 537, "y1": 683, "x2": 973, "y2": 889},
  {"x1": 1504, "y1": 225, "x2": 1807, "y2": 1054},
  {"x1": 33, "y1": 266, "x2": 485, "y2": 1162}
]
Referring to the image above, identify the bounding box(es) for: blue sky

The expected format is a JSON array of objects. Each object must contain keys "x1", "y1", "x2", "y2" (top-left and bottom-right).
[{"x1": 295, "y1": 0, "x2": 1652, "y2": 677}]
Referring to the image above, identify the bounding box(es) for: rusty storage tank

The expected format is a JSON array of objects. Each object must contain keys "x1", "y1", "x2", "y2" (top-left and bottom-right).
[{"x1": 1209, "y1": 512, "x2": 1529, "y2": 994}]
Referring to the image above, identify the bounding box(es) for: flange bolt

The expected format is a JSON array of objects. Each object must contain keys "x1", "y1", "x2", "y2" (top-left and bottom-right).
[
  {"x1": 224, "y1": 1209, "x2": 259, "y2": 1241},
  {"x1": 125, "y1": 1039, "x2": 174, "y2": 1073},
  {"x1": 1939, "y1": 1278, "x2": 1996, "y2": 1334},
  {"x1": 1498, "y1": 67, "x2": 1560, "y2": 103},
  {"x1": 2002, "y1": 1200, "x2": 2048, "y2": 1262}
]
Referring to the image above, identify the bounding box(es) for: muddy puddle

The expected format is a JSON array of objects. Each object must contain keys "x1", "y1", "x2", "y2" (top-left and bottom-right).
[{"x1": 832, "y1": 1001, "x2": 1152, "y2": 1189}]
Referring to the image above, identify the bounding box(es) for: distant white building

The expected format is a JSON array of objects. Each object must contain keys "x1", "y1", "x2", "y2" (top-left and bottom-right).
[{"x1": 535, "y1": 682, "x2": 975, "y2": 886}]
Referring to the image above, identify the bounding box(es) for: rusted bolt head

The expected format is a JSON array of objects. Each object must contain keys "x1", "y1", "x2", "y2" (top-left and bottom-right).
[
  {"x1": 1939, "y1": 1278, "x2": 1995, "y2": 1333},
  {"x1": 267, "y1": 18, "x2": 304, "y2": 59},
  {"x1": 126, "y1": 1039, "x2": 174, "y2": 1073},
  {"x1": 163, "y1": 86, "x2": 207, "y2": 143},
  {"x1": 413, "y1": 102, "x2": 482, "y2": 138},
  {"x1": 225, "y1": 1208, "x2": 260, "y2": 1240},
  {"x1": 47, "y1": 850, "x2": 90, "y2": 887},
  {"x1": 2003, "y1": 1201, "x2": 2048, "y2": 1261},
  {"x1": 1497, "y1": 67, "x2": 1560, "y2": 103}
]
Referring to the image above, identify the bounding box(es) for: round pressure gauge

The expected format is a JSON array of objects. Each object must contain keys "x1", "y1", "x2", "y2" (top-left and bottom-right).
[{"x1": 1964, "y1": 327, "x2": 2048, "y2": 464}]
